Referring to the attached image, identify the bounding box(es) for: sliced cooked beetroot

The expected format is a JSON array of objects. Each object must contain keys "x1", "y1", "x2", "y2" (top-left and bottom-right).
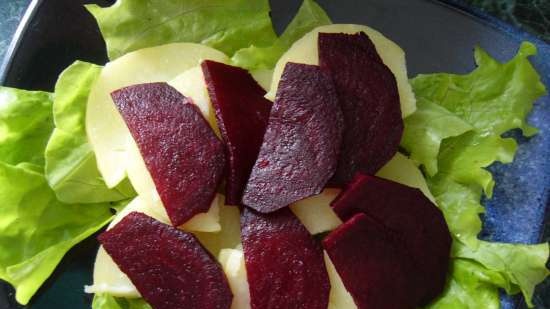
[
  {"x1": 321, "y1": 31, "x2": 384, "y2": 64},
  {"x1": 323, "y1": 213, "x2": 416, "y2": 309},
  {"x1": 318, "y1": 32, "x2": 403, "y2": 185},
  {"x1": 331, "y1": 174, "x2": 452, "y2": 305},
  {"x1": 241, "y1": 207, "x2": 330, "y2": 309},
  {"x1": 112, "y1": 83, "x2": 225, "y2": 226},
  {"x1": 98, "y1": 211, "x2": 232, "y2": 309},
  {"x1": 242, "y1": 63, "x2": 343, "y2": 213},
  {"x1": 201, "y1": 61, "x2": 272, "y2": 206}
]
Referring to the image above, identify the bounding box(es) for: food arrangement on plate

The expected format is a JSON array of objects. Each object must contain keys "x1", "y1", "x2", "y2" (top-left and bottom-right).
[{"x1": 0, "y1": 0, "x2": 548, "y2": 309}]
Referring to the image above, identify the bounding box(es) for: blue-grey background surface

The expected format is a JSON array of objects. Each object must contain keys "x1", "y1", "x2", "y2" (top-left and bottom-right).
[
  {"x1": 0, "y1": 0, "x2": 548, "y2": 308},
  {"x1": 0, "y1": 0, "x2": 28, "y2": 59}
]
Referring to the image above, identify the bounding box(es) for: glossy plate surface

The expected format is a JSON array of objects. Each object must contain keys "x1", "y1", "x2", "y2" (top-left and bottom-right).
[{"x1": 0, "y1": 0, "x2": 548, "y2": 308}]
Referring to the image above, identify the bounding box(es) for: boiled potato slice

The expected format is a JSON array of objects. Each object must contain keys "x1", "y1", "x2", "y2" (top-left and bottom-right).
[
  {"x1": 87, "y1": 43, "x2": 228, "y2": 188},
  {"x1": 219, "y1": 248, "x2": 251, "y2": 309},
  {"x1": 376, "y1": 153, "x2": 435, "y2": 203},
  {"x1": 250, "y1": 69, "x2": 273, "y2": 91},
  {"x1": 325, "y1": 252, "x2": 357, "y2": 309},
  {"x1": 85, "y1": 196, "x2": 150, "y2": 298},
  {"x1": 168, "y1": 66, "x2": 219, "y2": 136},
  {"x1": 290, "y1": 188, "x2": 342, "y2": 235},
  {"x1": 86, "y1": 194, "x2": 223, "y2": 297},
  {"x1": 125, "y1": 135, "x2": 222, "y2": 232},
  {"x1": 180, "y1": 195, "x2": 222, "y2": 233},
  {"x1": 194, "y1": 204, "x2": 242, "y2": 257},
  {"x1": 265, "y1": 24, "x2": 416, "y2": 118},
  {"x1": 85, "y1": 247, "x2": 140, "y2": 298},
  {"x1": 87, "y1": 43, "x2": 228, "y2": 235},
  {"x1": 289, "y1": 153, "x2": 434, "y2": 237}
]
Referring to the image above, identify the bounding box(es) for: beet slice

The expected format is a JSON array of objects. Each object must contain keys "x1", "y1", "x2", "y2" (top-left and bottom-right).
[
  {"x1": 99, "y1": 212, "x2": 232, "y2": 309},
  {"x1": 242, "y1": 63, "x2": 343, "y2": 213},
  {"x1": 318, "y1": 32, "x2": 403, "y2": 185},
  {"x1": 201, "y1": 61, "x2": 272, "y2": 206},
  {"x1": 323, "y1": 213, "x2": 416, "y2": 309},
  {"x1": 241, "y1": 207, "x2": 330, "y2": 309},
  {"x1": 331, "y1": 174, "x2": 452, "y2": 305},
  {"x1": 112, "y1": 83, "x2": 225, "y2": 226}
]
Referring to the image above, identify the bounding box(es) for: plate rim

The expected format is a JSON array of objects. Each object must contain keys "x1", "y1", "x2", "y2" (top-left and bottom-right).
[
  {"x1": 436, "y1": 0, "x2": 549, "y2": 46},
  {"x1": 0, "y1": 0, "x2": 43, "y2": 84},
  {"x1": 1, "y1": 0, "x2": 549, "y2": 85}
]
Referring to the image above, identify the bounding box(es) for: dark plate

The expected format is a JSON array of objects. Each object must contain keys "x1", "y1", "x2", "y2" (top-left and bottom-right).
[{"x1": 0, "y1": 0, "x2": 548, "y2": 308}]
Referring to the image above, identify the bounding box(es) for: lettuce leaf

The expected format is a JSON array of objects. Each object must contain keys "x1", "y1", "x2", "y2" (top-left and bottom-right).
[
  {"x1": 86, "y1": 0, "x2": 278, "y2": 60},
  {"x1": 404, "y1": 42, "x2": 549, "y2": 308},
  {"x1": 401, "y1": 100, "x2": 472, "y2": 176},
  {"x1": 428, "y1": 135, "x2": 518, "y2": 247},
  {"x1": 0, "y1": 162, "x2": 114, "y2": 305},
  {"x1": 0, "y1": 87, "x2": 53, "y2": 166},
  {"x1": 437, "y1": 133, "x2": 517, "y2": 197},
  {"x1": 426, "y1": 259, "x2": 506, "y2": 309},
  {"x1": 0, "y1": 63, "x2": 128, "y2": 304},
  {"x1": 92, "y1": 294, "x2": 152, "y2": 309},
  {"x1": 403, "y1": 42, "x2": 547, "y2": 246},
  {"x1": 231, "y1": 0, "x2": 331, "y2": 70},
  {"x1": 454, "y1": 241, "x2": 550, "y2": 307},
  {"x1": 427, "y1": 176, "x2": 485, "y2": 248},
  {"x1": 404, "y1": 42, "x2": 546, "y2": 180},
  {"x1": 412, "y1": 43, "x2": 543, "y2": 137},
  {"x1": 427, "y1": 243, "x2": 548, "y2": 309},
  {"x1": 45, "y1": 61, "x2": 135, "y2": 204}
]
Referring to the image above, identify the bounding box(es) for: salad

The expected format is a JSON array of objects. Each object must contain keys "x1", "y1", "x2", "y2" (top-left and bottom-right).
[{"x1": 0, "y1": 0, "x2": 548, "y2": 308}]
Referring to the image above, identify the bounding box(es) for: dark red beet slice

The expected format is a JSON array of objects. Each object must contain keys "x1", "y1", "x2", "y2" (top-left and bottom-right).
[
  {"x1": 98, "y1": 212, "x2": 232, "y2": 309},
  {"x1": 331, "y1": 174, "x2": 452, "y2": 305},
  {"x1": 241, "y1": 207, "x2": 330, "y2": 309},
  {"x1": 112, "y1": 83, "x2": 225, "y2": 226},
  {"x1": 318, "y1": 32, "x2": 404, "y2": 185},
  {"x1": 323, "y1": 213, "x2": 416, "y2": 309},
  {"x1": 201, "y1": 60, "x2": 272, "y2": 206},
  {"x1": 242, "y1": 63, "x2": 343, "y2": 213}
]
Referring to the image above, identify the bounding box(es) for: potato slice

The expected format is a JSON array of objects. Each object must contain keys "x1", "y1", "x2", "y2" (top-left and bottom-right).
[
  {"x1": 219, "y1": 248, "x2": 251, "y2": 309},
  {"x1": 87, "y1": 43, "x2": 227, "y2": 188},
  {"x1": 168, "y1": 66, "x2": 220, "y2": 136},
  {"x1": 289, "y1": 153, "x2": 434, "y2": 236},
  {"x1": 85, "y1": 196, "x2": 149, "y2": 298},
  {"x1": 194, "y1": 205, "x2": 242, "y2": 257},
  {"x1": 86, "y1": 193, "x2": 223, "y2": 297},
  {"x1": 290, "y1": 188, "x2": 342, "y2": 235},
  {"x1": 325, "y1": 252, "x2": 357, "y2": 309},
  {"x1": 376, "y1": 153, "x2": 435, "y2": 203},
  {"x1": 266, "y1": 24, "x2": 416, "y2": 118}
]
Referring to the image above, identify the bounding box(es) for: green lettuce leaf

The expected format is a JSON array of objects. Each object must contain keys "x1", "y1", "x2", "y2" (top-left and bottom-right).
[
  {"x1": 427, "y1": 176, "x2": 484, "y2": 248},
  {"x1": 405, "y1": 42, "x2": 548, "y2": 308},
  {"x1": 426, "y1": 259, "x2": 506, "y2": 309},
  {"x1": 403, "y1": 42, "x2": 547, "y2": 246},
  {"x1": 413, "y1": 43, "x2": 543, "y2": 137},
  {"x1": 404, "y1": 42, "x2": 546, "y2": 181},
  {"x1": 454, "y1": 241, "x2": 550, "y2": 307},
  {"x1": 428, "y1": 243, "x2": 548, "y2": 309},
  {"x1": 437, "y1": 133, "x2": 517, "y2": 197},
  {"x1": 0, "y1": 162, "x2": 113, "y2": 305},
  {"x1": 45, "y1": 61, "x2": 135, "y2": 204},
  {"x1": 86, "y1": 0, "x2": 278, "y2": 60},
  {"x1": 92, "y1": 294, "x2": 152, "y2": 309},
  {"x1": 231, "y1": 0, "x2": 331, "y2": 70},
  {"x1": 401, "y1": 100, "x2": 472, "y2": 176},
  {"x1": 427, "y1": 134, "x2": 518, "y2": 247},
  {"x1": 0, "y1": 87, "x2": 53, "y2": 166}
]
